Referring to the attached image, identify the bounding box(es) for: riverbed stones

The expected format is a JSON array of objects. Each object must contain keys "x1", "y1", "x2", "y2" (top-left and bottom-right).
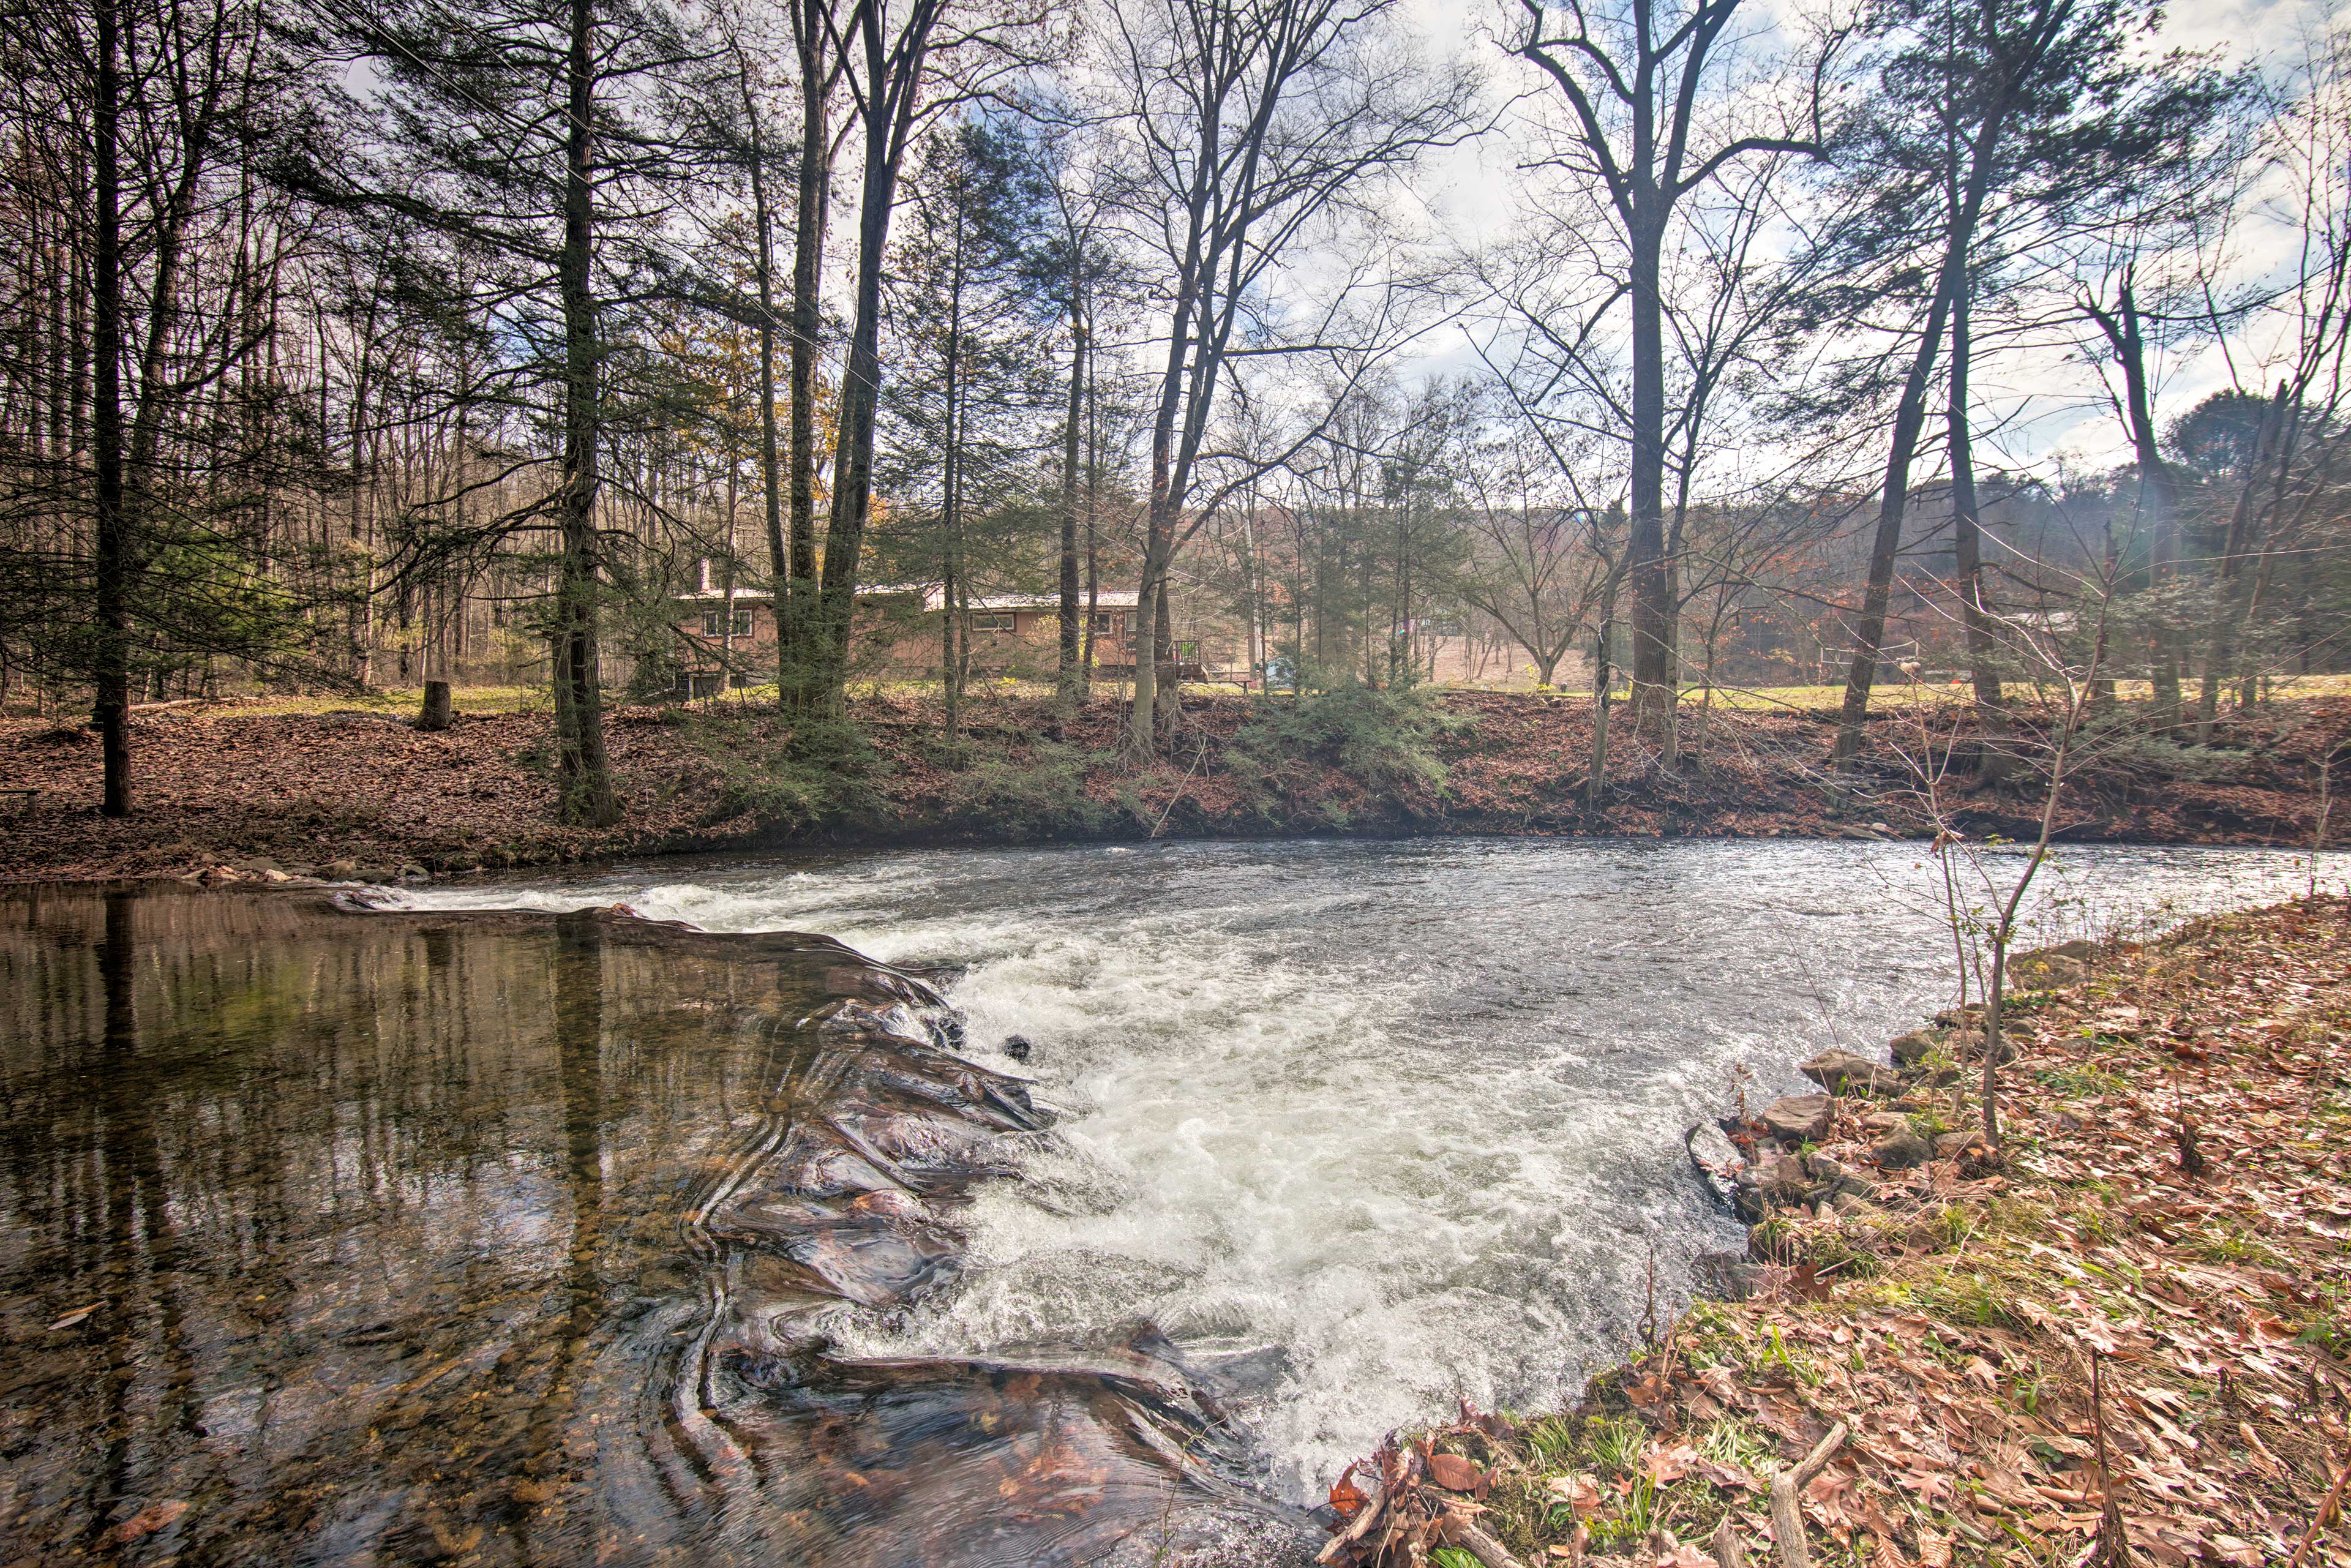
[
  {"x1": 1869, "y1": 1124, "x2": 1933, "y2": 1169},
  {"x1": 1730, "y1": 1152, "x2": 1809, "y2": 1220},
  {"x1": 1946, "y1": 1028, "x2": 2017, "y2": 1063},
  {"x1": 1801, "y1": 1046, "x2": 1889, "y2": 1095},
  {"x1": 1889, "y1": 1029, "x2": 1937, "y2": 1067},
  {"x1": 1760, "y1": 1093, "x2": 1832, "y2": 1144}
]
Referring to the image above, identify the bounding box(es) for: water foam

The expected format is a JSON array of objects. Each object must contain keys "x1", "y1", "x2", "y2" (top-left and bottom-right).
[{"x1": 384, "y1": 836, "x2": 2341, "y2": 1496}]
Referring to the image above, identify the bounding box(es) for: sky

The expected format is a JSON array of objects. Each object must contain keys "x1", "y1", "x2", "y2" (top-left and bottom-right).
[{"x1": 1367, "y1": 0, "x2": 2341, "y2": 483}]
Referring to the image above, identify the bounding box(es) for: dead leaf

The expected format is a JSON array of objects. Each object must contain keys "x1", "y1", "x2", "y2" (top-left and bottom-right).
[
  {"x1": 47, "y1": 1302, "x2": 100, "y2": 1330},
  {"x1": 97, "y1": 1499, "x2": 187, "y2": 1548},
  {"x1": 1427, "y1": 1452, "x2": 1485, "y2": 1493},
  {"x1": 1643, "y1": 1442, "x2": 1697, "y2": 1485},
  {"x1": 1545, "y1": 1473, "x2": 1602, "y2": 1517}
]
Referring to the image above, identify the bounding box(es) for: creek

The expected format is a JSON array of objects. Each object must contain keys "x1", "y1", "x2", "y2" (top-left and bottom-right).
[{"x1": 1, "y1": 837, "x2": 2336, "y2": 1564}]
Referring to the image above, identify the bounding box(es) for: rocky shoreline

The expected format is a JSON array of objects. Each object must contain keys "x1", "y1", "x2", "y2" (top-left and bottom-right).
[
  {"x1": 1685, "y1": 947, "x2": 2104, "y2": 1302},
  {"x1": 1312, "y1": 902, "x2": 2351, "y2": 1568}
]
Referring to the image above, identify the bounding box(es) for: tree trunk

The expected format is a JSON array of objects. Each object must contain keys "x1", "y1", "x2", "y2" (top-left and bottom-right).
[
  {"x1": 941, "y1": 236, "x2": 964, "y2": 739},
  {"x1": 552, "y1": 0, "x2": 620, "y2": 826},
  {"x1": 1946, "y1": 286, "x2": 2009, "y2": 780},
  {"x1": 1627, "y1": 199, "x2": 1677, "y2": 753},
  {"x1": 2199, "y1": 384, "x2": 2292, "y2": 741},
  {"x1": 814, "y1": 15, "x2": 933, "y2": 712},
  {"x1": 737, "y1": 50, "x2": 788, "y2": 698},
  {"x1": 2098, "y1": 282, "x2": 2182, "y2": 729},
  {"x1": 1056, "y1": 272, "x2": 1084, "y2": 716},
  {"x1": 1587, "y1": 611, "x2": 1613, "y2": 811},
  {"x1": 419, "y1": 678, "x2": 454, "y2": 730},
  {"x1": 1835, "y1": 88, "x2": 2010, "y2": 764},
  {"x1": 781, "y1": 0, "x2": 831, "y2": 711},
  {"x1": 91, "y1": 0, "x2": 131, "y2": 817}
]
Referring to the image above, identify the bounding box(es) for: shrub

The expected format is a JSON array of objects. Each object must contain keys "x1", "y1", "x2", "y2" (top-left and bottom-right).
[
  {"x1": 944, "y1": 741, "x2": 1112, "y2": 836},
  {"x1": 693, "y1": 714, "x2": 883, "y2": 830},
  {"x1": 1227, "y1": 683, "x2": 1459, "y2": 816}
]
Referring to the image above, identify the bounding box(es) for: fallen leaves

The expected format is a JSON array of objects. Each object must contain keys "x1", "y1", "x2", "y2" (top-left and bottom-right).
[
  {"x1": 5, "y1": 690, "x2": 2344, "y2": 882},
  {"x1": 1320, "y1": 896, "x2": 2351, "y2": 1568},
  {"x1": 97, "y1": 1499, "x2": 188, "y2": 1548}
]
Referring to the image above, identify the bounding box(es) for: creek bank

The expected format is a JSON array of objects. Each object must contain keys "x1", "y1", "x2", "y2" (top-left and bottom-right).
[
  {"x1": 4, "y1": 690, "x2": 2346, "y2": 883},
  {"x1": 1314, "y1": 898, "x2": 2351, "y2": 1568}
]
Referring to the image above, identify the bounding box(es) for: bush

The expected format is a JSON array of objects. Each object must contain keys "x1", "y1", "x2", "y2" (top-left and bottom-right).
[
  {"x1": 692, "y1": 713, "x2": 884, "y2": 830},
  {"x1": 943, "y1": 740, "x2": 1112, "y2": 836},
  {"x1": 1228, "y1": 683, "x2": 1458, "y2": 817}
]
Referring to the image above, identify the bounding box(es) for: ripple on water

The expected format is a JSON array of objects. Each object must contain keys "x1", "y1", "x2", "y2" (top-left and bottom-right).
[{"x1": 388, "y1": 835, "x2": 2344, "y2": 1498}]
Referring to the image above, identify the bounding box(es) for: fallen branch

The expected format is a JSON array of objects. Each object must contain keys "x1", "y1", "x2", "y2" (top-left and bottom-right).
[
  {"x1": 1440, "y1": 1510, "x2": 1529, "y2": 1568},
  {"x1": 2285, "y1": 1445, "x2": 2351, "y2": 1568},
  {"x1": 1314, "y1": 1480, "x2": 1383, "y2": 1565},
  {"x1": 1766, "y1": 1421, "x2": 1847, "y2": 1568}
]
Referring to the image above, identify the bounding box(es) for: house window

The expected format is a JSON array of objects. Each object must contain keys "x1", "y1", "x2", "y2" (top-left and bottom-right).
[
  {"x1": 703, "y1": 608, "x2": 752, "y2": 638},
  {"x1": 969, "y1": 611, "x2": 1015, "y2": 633},
  {"x1": 1087, "y1": 612, "x2": 1123, "y2": 636}
]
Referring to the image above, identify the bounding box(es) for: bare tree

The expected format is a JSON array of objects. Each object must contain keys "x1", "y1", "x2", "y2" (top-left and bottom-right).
[
  {"x1": 1504, "y1": 0, "x2": 1824, "y2": 752},
  {"x1": 1098, "y1": 0, "x2": 1479, "y2": 756}
]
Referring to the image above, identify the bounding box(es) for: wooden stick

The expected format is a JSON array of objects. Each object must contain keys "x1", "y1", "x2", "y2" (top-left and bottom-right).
[
  {"x1": 1766, "y1": 1421, "x2": 1848, "y2": 1568},
  {"x1": 1711, "y1": 1513, "x2": 1752, "y2": 1568},
  {"x1": 2285, "y1": 1446, "x2": 2351, "y2": 1568},
  {"x1": 1439, "y1": 1510, "x2": 1530, "y2": 1568},
  {"x1": 1313, "y1": 1481, "x2": 1383, "y2": 1566}
]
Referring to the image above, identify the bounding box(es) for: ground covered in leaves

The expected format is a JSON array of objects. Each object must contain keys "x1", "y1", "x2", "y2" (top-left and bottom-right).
[
  {"x1": 0, "y1": 688, "x2": 2343, "y2": 882},
  {"x1": 1321, "y1": 897, "x2": 2351, "y2": 1568}
]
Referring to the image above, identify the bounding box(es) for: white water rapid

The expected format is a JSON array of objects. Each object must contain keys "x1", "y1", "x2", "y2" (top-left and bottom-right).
[{"x1": 384, "y1": 836, "x2": 2340, "y2": 1498}]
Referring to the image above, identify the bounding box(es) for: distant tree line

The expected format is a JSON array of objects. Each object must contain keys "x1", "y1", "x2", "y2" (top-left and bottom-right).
[{"x1": 1, "y1": 0, "x2": 2345, "y2": 820}]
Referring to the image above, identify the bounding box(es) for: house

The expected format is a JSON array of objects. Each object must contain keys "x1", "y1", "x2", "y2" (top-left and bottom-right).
[
  {"x1": 669, "y1": 561, "x2": 1554, "y2": 696},
  {"x1": 669, "y1": 563, "x2": 1251, "y2": 695}
]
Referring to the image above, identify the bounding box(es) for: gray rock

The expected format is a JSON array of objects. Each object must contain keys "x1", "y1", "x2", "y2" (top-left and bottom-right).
[
  {"x1": 1802, "y1": 1046, "x2": 1889, "y2": 1095},
  {"x1": 1889, "y1": 1029, "x2": 1938, "y2": 1067},
  {"x1": 1760, "y1": 1093, "x2": 1833, "y2": 1144},
  {"x1": 397, "y1": 863, "x2": 430, "y2": 883},
  {"x1": 1947, "y1": 1028, "x2": 2018, "y2": 1064},
  {"x1": 1751, "y1": 1150, "x2": 1811, "y2": 1199},
  {"x1": 1870, "y1": 1125, "x2": 1933, "y2": 1169}
]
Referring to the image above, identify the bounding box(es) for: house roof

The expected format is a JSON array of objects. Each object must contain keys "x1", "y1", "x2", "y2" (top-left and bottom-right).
[
  {"x1": 673, "y1": 582, "x2": 1142, "y2": 612},
  {"x1": 951, "y1": 589, "x2": 1140, "y2": 612}
]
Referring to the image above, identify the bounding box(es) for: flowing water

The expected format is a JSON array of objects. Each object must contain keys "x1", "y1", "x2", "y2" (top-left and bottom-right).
[{"x1": 2, "y1": 838, "x2": 2338, "y2": 1564}]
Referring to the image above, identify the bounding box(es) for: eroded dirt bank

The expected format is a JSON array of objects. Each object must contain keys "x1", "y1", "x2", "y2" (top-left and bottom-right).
[{"x1": 4, "y1": 691, "x2": 2345, "y2": 883}]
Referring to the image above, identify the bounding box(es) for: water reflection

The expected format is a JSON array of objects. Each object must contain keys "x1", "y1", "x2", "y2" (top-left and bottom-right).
[{"x1": 0, "y1": 887, "x2": 1299, "y2": 1566}]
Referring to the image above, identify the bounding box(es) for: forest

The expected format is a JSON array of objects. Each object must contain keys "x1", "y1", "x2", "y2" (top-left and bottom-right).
[
  {"x1": 4, "y1": 6, "x2": 2351, "y2": 1567},
  {"x1": 1, "y1": 0, "x2": 2347, "y2": 839}
]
